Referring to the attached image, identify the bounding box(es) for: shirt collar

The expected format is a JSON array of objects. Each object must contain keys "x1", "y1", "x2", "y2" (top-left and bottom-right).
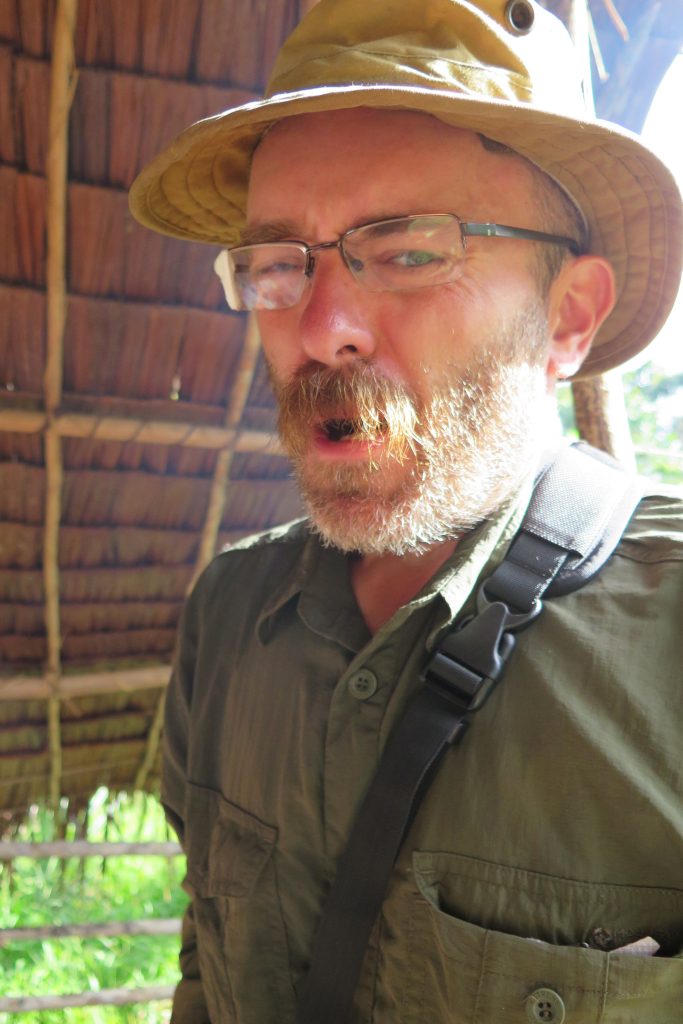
[
  {"x1": 256, "y1": 527, "x2": 370, "y2": 652},
  {"x1": 256, "y1": 467, "x2": 537, "y2": 652}
]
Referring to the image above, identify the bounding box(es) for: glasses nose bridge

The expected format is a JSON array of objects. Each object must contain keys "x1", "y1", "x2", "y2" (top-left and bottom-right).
[{"x1": 305, "y1": 237, "x2": 346, "y2": 277}]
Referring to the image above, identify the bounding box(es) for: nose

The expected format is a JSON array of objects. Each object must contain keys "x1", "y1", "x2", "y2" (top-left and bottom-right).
[{"x1": 296, "y1": 249, "x2": 378, "y2": 368}]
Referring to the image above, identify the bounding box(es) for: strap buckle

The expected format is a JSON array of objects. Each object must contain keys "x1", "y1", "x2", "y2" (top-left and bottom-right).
[{"x1": 422, "y1": 583, "x2": 542, "y2": 714}]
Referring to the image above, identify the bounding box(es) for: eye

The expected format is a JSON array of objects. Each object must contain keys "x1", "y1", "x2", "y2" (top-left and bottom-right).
[
  {"x1": 389, "y1": 250, "x2": 443, "y2": 268},
  {"x1": 252, "y1": 259, "x2": 300, "y2": 277}
]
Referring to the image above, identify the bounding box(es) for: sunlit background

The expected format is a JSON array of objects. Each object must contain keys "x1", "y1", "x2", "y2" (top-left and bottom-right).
[{"x1": 631, "y1": 53, "x2": 683, "y2": 374}]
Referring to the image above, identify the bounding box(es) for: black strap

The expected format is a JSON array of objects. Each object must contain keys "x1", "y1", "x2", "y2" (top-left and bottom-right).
[{"x1": 296, "y1": 443, "x2": 643, "y2": 1024}]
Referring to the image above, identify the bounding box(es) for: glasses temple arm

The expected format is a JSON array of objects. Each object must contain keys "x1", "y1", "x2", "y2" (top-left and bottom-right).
[{"x1": 460, "y1": 222, "x2": 581, "y2": 256}]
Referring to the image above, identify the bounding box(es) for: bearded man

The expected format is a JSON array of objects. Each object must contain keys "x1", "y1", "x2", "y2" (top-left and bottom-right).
[{"x1": 130, "y1": 1, "x2": 683, "y2": 1021}]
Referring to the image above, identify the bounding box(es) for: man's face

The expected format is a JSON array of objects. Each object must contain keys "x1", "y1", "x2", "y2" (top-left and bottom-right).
[{"x1": 246, "y1": 108, "x2": 556, "y2": 555}]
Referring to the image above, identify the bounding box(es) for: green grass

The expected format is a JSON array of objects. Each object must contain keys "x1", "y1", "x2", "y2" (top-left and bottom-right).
[{"x1": 1, "y1": 789, "x2": 188, "y2": 1023}]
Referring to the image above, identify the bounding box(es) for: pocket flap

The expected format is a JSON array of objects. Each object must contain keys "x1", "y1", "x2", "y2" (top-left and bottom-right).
[
  {"x1": 413, "y1": 850, "x2": 683, "y2": 951},
  {"x1": 185, "y1": 783, "x2": 277, "y2": 898}
]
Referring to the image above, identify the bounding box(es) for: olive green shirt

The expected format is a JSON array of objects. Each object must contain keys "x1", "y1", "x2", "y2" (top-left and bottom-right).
[{"x1": 162, "y1": 479, "x2": 683, "y2": 1024}]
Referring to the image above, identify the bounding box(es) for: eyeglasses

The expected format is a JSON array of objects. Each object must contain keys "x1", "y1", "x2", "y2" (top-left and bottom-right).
[{"x1": 214, "y1": 213, "x2": 581, "y2": 312}]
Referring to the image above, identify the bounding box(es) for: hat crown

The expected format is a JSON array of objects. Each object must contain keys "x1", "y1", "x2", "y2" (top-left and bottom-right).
[{"x1": 267, "y1": 0, "x2": 587, "y2": 117}]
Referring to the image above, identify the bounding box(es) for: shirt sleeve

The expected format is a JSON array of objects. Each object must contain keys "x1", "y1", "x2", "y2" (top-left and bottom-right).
[
  {"x1": 169, "y1": 902, "x2": 212, "y2": 1024},
  {"x1": 162, "y1": 581, "x2": 212, "y2": 1023}
]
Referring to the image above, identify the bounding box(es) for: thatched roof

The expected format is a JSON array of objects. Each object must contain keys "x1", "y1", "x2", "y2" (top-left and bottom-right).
[
  {"x1": 1, "y1": 0, "x2": 681, "y2": 823},
  {"x1": 1, "y1": 0, "x2": 305, "y2": 822}
]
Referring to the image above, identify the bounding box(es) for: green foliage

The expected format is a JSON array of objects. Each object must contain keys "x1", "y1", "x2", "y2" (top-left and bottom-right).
[
  {"x1": 1, "y1": 789, "x2": 188, "y2": 1023},
  {"x1": 622, "y1": 363, "x2": 683, "y2": 484},
  {"x1": 556, "y1": 382, "x2": 579, "y2": 439},
  {"x1": 557, "y1": 364, "x2": 683, "y2": 486}
]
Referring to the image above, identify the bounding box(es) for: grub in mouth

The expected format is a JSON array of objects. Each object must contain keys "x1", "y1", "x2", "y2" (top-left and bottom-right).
[{"x1": 324, "y1": 418, "x2": 359, "y2": 441}]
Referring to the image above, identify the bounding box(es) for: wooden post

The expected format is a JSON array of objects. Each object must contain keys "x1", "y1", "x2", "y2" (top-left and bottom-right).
[
  {"x1": 571, "y1": 374, "x2": 636, "y2": 469},
  {"x1": 43, "y1": 0, "x2": 79, "y2": 809},
  {"x1": 541, "y1": 0, "x2": 635, "y2": 461}
]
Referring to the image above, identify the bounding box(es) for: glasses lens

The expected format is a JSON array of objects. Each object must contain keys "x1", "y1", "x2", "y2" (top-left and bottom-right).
[
  {"x1": 229, "y1": 244, "x2": 308, "y2": 310},
  {"x1": 342, "y1": 215, "x2": 465, "y2": 292}
]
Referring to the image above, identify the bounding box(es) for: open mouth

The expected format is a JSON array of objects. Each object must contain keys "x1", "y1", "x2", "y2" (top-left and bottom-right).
[{"x1": 322, "y1": 418, "x2": 363, "y2": 442}]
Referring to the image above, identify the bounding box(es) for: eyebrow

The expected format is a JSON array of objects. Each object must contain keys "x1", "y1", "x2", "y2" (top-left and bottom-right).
[
  {"x1": 240, "y1": 212, "x2": 418, "y2": 246},
  {"x1": 240, "y1": 221, "x2": 303, "y2": 245}
]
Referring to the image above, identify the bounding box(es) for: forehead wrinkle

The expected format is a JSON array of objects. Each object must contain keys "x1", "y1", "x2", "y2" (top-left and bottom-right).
[
  {"x1": 240, "y1": 220, "x2": 303, "y2": 245},
  {"x1": 242, "y1": 210, "x2": 449, "y2": 247}
]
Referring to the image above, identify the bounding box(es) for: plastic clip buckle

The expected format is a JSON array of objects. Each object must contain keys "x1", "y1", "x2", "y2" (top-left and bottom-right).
[{"x1": 423, "y1": 583, "x2": 542, "y2": 714}]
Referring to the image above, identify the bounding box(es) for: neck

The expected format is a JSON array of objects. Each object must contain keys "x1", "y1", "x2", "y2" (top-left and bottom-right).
[{"x1": 350, "y1": 538, "x2": 459, "y2": 635}]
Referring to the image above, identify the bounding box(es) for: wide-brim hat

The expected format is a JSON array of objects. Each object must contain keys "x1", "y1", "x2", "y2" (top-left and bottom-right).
[{"x1": 129, "y1": 0, "x2": 682, "y2": 378}]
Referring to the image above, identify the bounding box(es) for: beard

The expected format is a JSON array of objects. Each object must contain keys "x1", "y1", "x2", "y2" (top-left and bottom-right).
[{"x1": 269, "y1": 302, "x2": 551, "y2": 556}]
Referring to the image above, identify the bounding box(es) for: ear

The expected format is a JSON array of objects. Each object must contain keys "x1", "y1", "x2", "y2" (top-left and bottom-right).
[{"x1": 545, "y1": 256, "x2": 616, "y2": 380}]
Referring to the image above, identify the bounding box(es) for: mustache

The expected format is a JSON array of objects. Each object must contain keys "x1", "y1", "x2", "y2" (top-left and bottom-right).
[{"x1": 269, "y1": 361, "x2": 422, "y2": 461}]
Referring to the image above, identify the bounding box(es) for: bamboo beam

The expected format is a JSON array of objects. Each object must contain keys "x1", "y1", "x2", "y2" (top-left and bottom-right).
[
  {"x1": 192, "y1": 315, "x2": 263, "y2": 581},
  {"x1": 133, "y1": 689, "x2": 166, "y2": 792},
  {"x1": 43, "y1": 427, "x2": 63, "y2": 677},
  {"x1": 0, "y1": 918, "x2": 181, "y2": 946},
  {"x1": 0, "y1": 665, "x2": 171, "y2": 702},
  {"x1": 47, "y1": 693, "x2": 63, "y2": 808},
  {"x1": 131, "y1": 319, "x2": 262, "y2": 799},
  {"x1": 0, "y1": 407, "x2": 279, "y2": 453},
  {"x1": 0, "y1": 841, "x2": 181, "y2": 860},
  {"x1": 134, "y1": 319, "x2": 262, "y2": 798},
  {"x1": 45, "y1": 0, "x2": 78, "y2": 414},
  {"x1": 0, "y1": 754, "x2": 165, "y2": 798},
  {"x1": 0, "y1": 986, "x2": 175, "y2": 1014},
  {"x1": 44, "y1": 0, "x2": 78, "y2": 811}
]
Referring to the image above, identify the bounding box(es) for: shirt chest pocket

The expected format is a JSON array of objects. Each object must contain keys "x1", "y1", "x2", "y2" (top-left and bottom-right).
[
  {"x1": 184, "y1": 783, "x2": 296, "y2": 1021},
  {"x1": 407, "y1": 851, "x2": 683, "y2": 1024}
]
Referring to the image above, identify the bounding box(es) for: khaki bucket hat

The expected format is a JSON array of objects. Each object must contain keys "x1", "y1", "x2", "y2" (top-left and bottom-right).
[{"x1": 129, "y1": 0, "x2": 682, "y2": 378}]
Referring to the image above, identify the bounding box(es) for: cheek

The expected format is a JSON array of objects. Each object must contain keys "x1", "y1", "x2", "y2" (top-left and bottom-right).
[
  {"x1": 256, "y1": 310, "x2": 303, "y2": 378},
  {"x1": 376, "y1": 291, "x2": 478, "y2": 378}
]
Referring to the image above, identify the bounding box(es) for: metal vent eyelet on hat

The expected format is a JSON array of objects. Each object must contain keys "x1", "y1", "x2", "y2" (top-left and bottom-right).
[{"x1": 504, "y1": 0, "x2": 535, "y2": 34}]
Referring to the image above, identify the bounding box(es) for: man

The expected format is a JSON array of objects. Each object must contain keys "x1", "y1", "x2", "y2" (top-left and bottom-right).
[{"x1": 130, "y1": 1, "x2": 683, "y2": 1021}]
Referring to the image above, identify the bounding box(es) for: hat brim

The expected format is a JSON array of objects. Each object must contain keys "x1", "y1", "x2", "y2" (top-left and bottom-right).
[{"x1": 129, "y1": 83, "x2": 682, "y2": 378}]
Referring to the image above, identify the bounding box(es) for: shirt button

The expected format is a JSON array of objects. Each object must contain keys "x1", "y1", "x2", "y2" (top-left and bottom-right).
[
  {"x1": 347, "y1": 669, "x2": 378, "y2": 700},
  {"x1": 525, "y1": 988, "x2": 566, "y2": 1024}
]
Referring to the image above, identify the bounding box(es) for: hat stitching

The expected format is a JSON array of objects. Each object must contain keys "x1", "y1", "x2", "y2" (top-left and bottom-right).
[{"x1": 273, "y1": 46, "x2": 534, "y2": 95}]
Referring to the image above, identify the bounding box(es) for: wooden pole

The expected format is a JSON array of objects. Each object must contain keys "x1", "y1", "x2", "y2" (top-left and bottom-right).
[
  {"x1": 0, "y1": 665, "x2": 171, "y2": 702},
  {"x1": 133, "y1": 687, "x2": 166, "y2": 792},
  {"x1": 571, "y1": 375, "x2": 636, "y2": 469},
  {"x1": 45, "y1": 0, "x2": 78, "y2": 414},
  {"x1": 0, "y1": 986, "x2": 175, "y2": 1014},
  {"x1": 0, "y1": 917, "x2": 181, "y2": 946},
  {"x1": 134, "y1": 321, "x2": 263, "y2": 800},
  {"x1": 43, "y1": 0, "x2": 78, "y2": 811},
  {"x1": 47, "y1": 692, "x2": 63, "y2": 808},
  {"x1": 0, "y1": 840, "x2": 181, "y2": 860},
  {"x1": 192, "y1": 315, "x2": 263, "y2": 582},
  {"x1": 134, "y1": 319, "x2": 263, "y2": 798},
  {"x1": 0, "y1": 406, "x2": 278, "y2": 452}
]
